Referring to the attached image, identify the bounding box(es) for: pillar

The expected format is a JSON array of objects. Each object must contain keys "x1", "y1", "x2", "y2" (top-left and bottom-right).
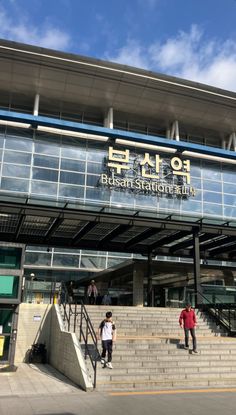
[{"x1": 133, "y1": 264, "x2": 144, "y2": 307}]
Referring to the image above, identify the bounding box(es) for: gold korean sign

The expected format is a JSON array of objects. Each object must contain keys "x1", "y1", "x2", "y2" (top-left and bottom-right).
[{"x1": 100, "y1": 146, "x2": 196, "y2": 197}]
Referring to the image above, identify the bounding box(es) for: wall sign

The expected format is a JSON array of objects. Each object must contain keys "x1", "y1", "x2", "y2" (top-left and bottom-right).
[{"x1": 100, "y1": 146, "x2": 196, "y2": 197}]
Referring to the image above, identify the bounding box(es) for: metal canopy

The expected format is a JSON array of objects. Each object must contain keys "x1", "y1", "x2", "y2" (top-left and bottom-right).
[{"x1": 0, "y1": 195, "x2": 236, "y2": 261}]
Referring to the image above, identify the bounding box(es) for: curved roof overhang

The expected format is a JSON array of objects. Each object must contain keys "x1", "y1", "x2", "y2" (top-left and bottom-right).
[{"x1": 1, "y1": 40, "x2": 236, "y2": 136}]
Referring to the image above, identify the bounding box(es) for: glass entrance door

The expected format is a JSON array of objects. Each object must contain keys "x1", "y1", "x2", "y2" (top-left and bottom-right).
[{"x1": 0, "y1": 307, "x2": 15, "y2": 364}]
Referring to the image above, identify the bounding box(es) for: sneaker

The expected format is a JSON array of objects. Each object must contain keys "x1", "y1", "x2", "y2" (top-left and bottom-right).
[
  {"x1": 100, "y1": 358, "x2": 106, "y2": 365},
  {"x1": 184, "y1": 346, "x2": 189, "y2": 350},
  {"x1": 193, "y1": 350, "x2": 198, "y2": 354},
  {"x1": 106, "y1": 362, "x2": 113, "y2": 369}
]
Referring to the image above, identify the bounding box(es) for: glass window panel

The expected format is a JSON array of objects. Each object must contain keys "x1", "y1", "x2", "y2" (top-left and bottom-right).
[
  {"x1": 33, "y1": 155, "x2": 59, "y2": 169},
  {"x1": 59, "y1": 184, "x2": 84, "y2": 199},
  {"x1": 86, "y1": 175, "x2": 100, "y2": 187},
  {"x1": 60, "y1": 159, "x2": 85, "y2": 172},
  {"x1": 1, "y1": 177, "x2": 29, "y2": 192},
  {"x1": 54, "y1": 248, "x2": 80, "y2": 253},
  {"x1": 181, "y1": 200, "x2": 202, "y2": 214},
  {"x1": 202, "y1": 162, "x2": 221, "y2": 180},
  {"x1": 223, "y1": 194, "x2": 236, "y2": 206},
  {"x1": 25, "y1": 252, "x2": 51, "y2": 266},
  {"x1": 203, "y1": 180, "x2": 222, "y2": 192},
  {"x1": 203, "y1": 203, "x2": 223, "y2": 216},
  {"x1": 85, "y1": 187, "x2": 110, "y2": 202},
  {"x1": 0, "y1": 309, "x2": 13, "y2": 333},
  {"x1": 0, "y1": 247, "x2": 21, "y2": 269},
  {"x1": 31, "y1": 181, "x2": 57, "y2": 196},
  {"x1": 0, "y1": 137, "x2": 4, "y2": 148},
  {"x1": 0, "y1": 276, "x2": 19, "y2": 299},
  {"x1": 61, "y1": 145, "x2": 86, "y2": 160},
  {"x1": 222, "y1": 170, "x2": 236, "y2": 184},
  {"x1": 60, "y1": 171, "x2": 85, "y2": 185},
  {"x1": 4, "y1": 151, "x2": 31, "y2": 165},
  {"x1": 87, "y1": 149, "x2": 106, "y2": 162},
  {"x1": 32, "y1": 167, "x2": 58, "y2": 182},
  {"x1": 80, "y1": 255, "x2": 106, "y2": 269},
  {"x1": 53, "y1": 254, "x2": 80, "y2": 267},
  {"x1": 5, "y1": 136, "x2": 33, "y2": 152},
  {"x1": 190, "y1": 178, "x2": 201, "y2": 188},
  {"x1": 26, "y1": 246, "x2": 51, "y2": 252},
  {"x1": 2, "y1": 164, "x2": 30, "y2": 178},
  {"x1": 223, "y1": 183, "x2": 236, "y2": 194},
  {"x1": 87, "y1": 163, "x2": 103, "y2": 174},
  {"x1": 34, "y1": 141, "x2": 60, "y2": 156},
  {"x1": 203, "y1": 191, "x2": 222, "y2": 204},
  {"x1": 135, "y1": 194, "x2": 158, "y2": 208},
  {"x1": 224, "y1": 206, "x2": 236, "y2": 218}
]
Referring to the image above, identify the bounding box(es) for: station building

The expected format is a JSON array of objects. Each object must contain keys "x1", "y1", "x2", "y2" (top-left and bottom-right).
[{"x1": 0, "y1": 39, "x2": 236, "y2": 366}]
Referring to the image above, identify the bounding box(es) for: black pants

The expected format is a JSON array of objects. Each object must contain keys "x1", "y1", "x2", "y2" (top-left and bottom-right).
[
  {"x1": 101, "y1": 340, "x2": 113, "y2": 362},
  {"x1": 88, "y1": 295, "x2": 96, "y2": 305},
  {"x1": 184, "y1": 328, "x2": 197, "y2": 351}
]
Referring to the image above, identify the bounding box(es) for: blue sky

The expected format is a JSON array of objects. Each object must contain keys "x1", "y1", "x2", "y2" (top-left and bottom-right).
[{"x1": 1, "y1": 0, "x2": 236, "y2": 91}]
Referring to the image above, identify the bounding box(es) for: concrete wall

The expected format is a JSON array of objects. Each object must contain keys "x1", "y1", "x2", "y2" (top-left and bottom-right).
[
  {"x1": 49, "y1": 305, "x2": 93, "y2": 391},
  {"x1": 15, "y1": 303, "x2": 93, "y2": 391},
  {"x1": 15, "y1": 303, "x2": 52, "y2": 363}
]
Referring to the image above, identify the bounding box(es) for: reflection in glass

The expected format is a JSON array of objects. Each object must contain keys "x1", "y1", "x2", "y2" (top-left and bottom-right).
[
  {"x1": 2, "y1": 164, "x2": 30, "y2": 178},
  {"x1": 1, "y1": 177, "x2": 29, "y2": 192},
  {"x1": 5, "y1": 137, "x2": 33, "y2": 152},
  {"x1": 53, "y1": 254, "x2": 80, "y2": 267},
  {"x1": 32, "y1": 168, "x2": 58, "y2": 182},
  {"x1": 25, "y1": 252, "x2": 52, "y2": 266},
  {"x1": 33, "y1": 155, "x2": 59, "y2": 169},
  {"x1": 80, "y1": 256, "x2": 106, "y2": 269},
  {"x1": 203, "y1": 191, "x2": 222, "y2": 204},
  {"x1": 31, "y1": 181, "x2": 57, "y2": 196},
  {"x1": 4, "y1": 151, "x2": 31, "y2": 165},
  {"x1": 60, "y1": 171, "x2": 85, "y2": 185},
  {"x1": 61, "y1": 159, "x2": 85, "y2": 172},
  {"x1": 59, "y1": 184, "x2": 84, "y2": 199}
]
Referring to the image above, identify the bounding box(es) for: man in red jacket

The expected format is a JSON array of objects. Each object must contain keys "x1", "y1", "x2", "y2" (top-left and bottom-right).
[{"x1": 179, "y1": 303, "x2": 198, "y2": 353}]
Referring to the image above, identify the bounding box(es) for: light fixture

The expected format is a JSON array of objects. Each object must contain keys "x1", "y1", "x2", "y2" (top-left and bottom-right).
[
  {"x1": 182, "y1": 150, "x2": 236, "y2": 164},
  {"x1": 37, "y1": 125, "x2": 108, "y2": 142},
  {"x1": 0, "y1": 120, "x2": 31, "y2": 128},
  {"x1": 115, "y1": 138, "x2": 177, "y2": 153}
]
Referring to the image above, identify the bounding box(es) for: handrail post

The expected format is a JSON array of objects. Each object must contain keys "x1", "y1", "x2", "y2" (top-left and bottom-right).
[
  {"x1": 74, "y1": 302, "x2": 77, "y2": 333},
  {"x1": 79, "y1": 303, "x2": 83, "y2": 342}
]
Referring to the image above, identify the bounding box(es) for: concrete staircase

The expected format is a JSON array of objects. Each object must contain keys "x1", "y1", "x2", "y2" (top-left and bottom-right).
[{"x1": 79, "y1": 306, "x2": 236, "y2": 391}]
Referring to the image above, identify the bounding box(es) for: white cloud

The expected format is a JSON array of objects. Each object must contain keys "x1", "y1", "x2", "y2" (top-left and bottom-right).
[
  {"x1": 104, "y1": 39, "x2": 149, "y2": 69},
  {"x1": 106, "y1": 25, "x2": 236, "y2": 92},
  {"x1": 0, "y1": 7, "x2": 70, "y2": 50}
]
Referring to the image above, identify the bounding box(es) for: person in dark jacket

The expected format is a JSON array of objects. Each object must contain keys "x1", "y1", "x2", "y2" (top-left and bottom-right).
[{"x1": 179, "y1": 303, "x2": 198, "y2": 353}]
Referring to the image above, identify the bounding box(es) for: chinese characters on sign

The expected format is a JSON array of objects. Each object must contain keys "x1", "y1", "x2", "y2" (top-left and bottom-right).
[{"x1": 100, "y1": 146, "x2": 196, "y2": 197}]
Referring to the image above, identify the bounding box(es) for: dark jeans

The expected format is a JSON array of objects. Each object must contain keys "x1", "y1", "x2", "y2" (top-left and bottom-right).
[
  {"x1": 184, "y1": 328, "x2": 197, "y2": 351},
  {"x1": 101, "y1": 340, "x2": 113, "y2": 362}
]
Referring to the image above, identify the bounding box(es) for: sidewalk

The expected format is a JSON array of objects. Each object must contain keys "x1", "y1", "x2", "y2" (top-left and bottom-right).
[{"x1": 1, "y1": 363, "x2": 236, "y2": 415}]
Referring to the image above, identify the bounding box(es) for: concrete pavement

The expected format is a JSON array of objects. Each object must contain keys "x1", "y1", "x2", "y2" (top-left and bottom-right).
[{"x1": 1, "y1": 364, "x2": 236, "y2": 415}]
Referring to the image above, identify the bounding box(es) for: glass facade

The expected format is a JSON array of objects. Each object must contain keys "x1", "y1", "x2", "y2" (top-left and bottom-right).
[
  {"x1": 0, "y1": 127, "x2": 235, "y2": 219},
  {"x1": 0, "y1": 125, "x2": 235, "y2": 278}
]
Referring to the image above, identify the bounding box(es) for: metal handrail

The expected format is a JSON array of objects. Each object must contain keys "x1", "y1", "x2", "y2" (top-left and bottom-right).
[
  {"x1": 79, "y1": 302, "x2": 101, "y2": 388},
  {"x1": 60, "y1": 282, "x2": 100, "y2": 388},
  {"x1": 196, "y1": 290, "x2": 236, "y2": 336}
]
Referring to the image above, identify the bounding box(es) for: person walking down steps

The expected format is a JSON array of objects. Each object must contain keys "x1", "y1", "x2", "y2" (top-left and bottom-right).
[
  {"x1": 179, "y1": 303, "x2": 198, "y2": 353},
  {"x1": 87, "y1": 280, "x2": 98, "y2": 305},
  {"x1": 97, "y1": 311, "x2": 117, "y2": 369}
]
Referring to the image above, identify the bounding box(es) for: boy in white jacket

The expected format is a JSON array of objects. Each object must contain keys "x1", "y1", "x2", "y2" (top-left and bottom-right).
[{"x1": 97, "y1": 311, "x2": 116, "y2": 369}]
